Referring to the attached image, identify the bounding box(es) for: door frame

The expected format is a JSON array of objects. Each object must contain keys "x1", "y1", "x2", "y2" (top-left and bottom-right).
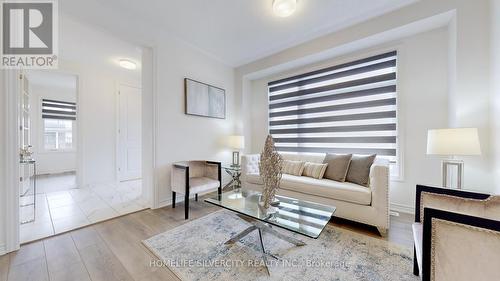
[
  {"x1": 2, "y1": 46, "x2": 158, "y2": 253},
  {"x1": 116, "y1": 82, "x2": 142, "y2": 182}
]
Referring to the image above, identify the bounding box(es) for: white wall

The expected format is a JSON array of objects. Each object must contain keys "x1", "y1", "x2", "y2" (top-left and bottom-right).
[
  {"x1": 57, "y1": 15, "x2": 142, "y2": 186},
  {"x1": 247, "y1": 28, "x2": 449, "y2": 211},
  {"x1": 28, "y1": 82, "x2": 77, "y2": 175},
  {"x1": 0, "y1": 72, "x2": 6, "y2": 254},
  {"x1": 236, "y1": 0, "x2": 496, "y2": 212},
  {"x1": 154, "y1": 40, "x2": 235, "y2": 206},
  {"x1": 492, "y1": 0, "x2": 500, "y2": 194}
]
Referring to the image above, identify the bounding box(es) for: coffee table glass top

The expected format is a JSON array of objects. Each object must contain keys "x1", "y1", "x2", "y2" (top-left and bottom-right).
[{"x1": 205, "y1": 190, "x2": 336, "y2": 239}]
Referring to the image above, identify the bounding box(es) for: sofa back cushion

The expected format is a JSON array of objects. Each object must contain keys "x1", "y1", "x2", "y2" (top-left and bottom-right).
[
  {"x1": 346, "y1": 154, "x2": 376, "y2": 187},
  {"x1": 302, "y1": 162, "x2": 328, "y2": 179},
  {"x1": 323, "y1": 153, "x2": 352, "y2": 182},
  {"x1": 282, "y1": 160, "x2": 305, "y2": 176},
  {"x1": 280, "y1": 153, "x2": 325, "y2": 163}
]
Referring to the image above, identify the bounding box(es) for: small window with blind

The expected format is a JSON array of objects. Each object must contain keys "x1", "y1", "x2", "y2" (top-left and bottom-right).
[
  {"x1": 41, "y1": 99, "x2": 77, "y2": 152},
  {"x1": 268, "y1": 51, "x2": 400, "y2": 178}
]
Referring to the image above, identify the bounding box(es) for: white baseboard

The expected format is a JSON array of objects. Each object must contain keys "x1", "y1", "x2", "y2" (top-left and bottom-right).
[{"x1": 390, "y1": 203, "x2": 415, "y2": 214}]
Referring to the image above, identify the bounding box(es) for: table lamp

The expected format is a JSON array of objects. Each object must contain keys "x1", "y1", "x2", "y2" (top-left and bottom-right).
[
  {"x1": 426, "y1": 128, "x2": 481, "y2": 189},
  {"x1": 228, "y1": 135, "x2": 245, "y2": 167}
]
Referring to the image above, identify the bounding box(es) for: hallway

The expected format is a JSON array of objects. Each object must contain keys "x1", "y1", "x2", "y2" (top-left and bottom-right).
[{"x1": 20, "y1": 173, "x2": 147, "y2": 243}]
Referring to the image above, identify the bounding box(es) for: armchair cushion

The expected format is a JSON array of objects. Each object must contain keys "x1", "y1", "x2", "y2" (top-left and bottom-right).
[
  {"x1": 171, "y1": 161, "x2": 221, "y2": 194},
  {"x1": 189, "y1": 177, "x2": 220, "y2": 194}
]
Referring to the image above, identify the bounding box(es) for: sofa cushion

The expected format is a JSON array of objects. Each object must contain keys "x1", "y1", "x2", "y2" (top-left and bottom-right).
[
  {"x1": 282, "y1": 160, "x2": 305, "y2": 176},
  {"x1": 280, "y1": 174, "x2": 372, "y2": 205},
  {"x1": 302, "y1": 162, "x2": 328, "y2": 179},
  {"x1": 346, "y1": 154, "x2": 376, "y2": 187},
  {"x1": 323, "y1": 153, "x2": 352, "y2": 182},
  {"x1": 246, "y1": 173, "x2": 263, "y2": 185},
  {"x1": 412, "y1": 222, "x2": 423, "y2": 276}
]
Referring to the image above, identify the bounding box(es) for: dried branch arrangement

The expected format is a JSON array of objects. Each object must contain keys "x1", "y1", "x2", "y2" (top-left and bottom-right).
[{"x1": 259, "y1": 135, "x2": 283, "y2": 209}]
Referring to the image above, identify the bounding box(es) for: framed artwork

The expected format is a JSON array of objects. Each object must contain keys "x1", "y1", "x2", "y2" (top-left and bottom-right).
[{"x1": 184, "y1": 78, "x2": 226, "y2": 119}]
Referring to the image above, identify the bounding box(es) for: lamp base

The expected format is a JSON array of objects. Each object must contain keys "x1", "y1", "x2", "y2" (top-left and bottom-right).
[
  {"x1": 441, "y1": 159, "x2": 464, "y2": 189},
  {"x1": 232, "y1": 151, "x2": 240, "y2": 167}
]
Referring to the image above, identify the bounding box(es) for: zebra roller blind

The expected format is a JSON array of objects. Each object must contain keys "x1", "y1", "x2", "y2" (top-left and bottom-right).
[
  {"x1": 268, "y1": 51, "x2": 398, "y2": 163},
  {"x1": 42, "y1": 99, "x2": 77, "y2": 120}
]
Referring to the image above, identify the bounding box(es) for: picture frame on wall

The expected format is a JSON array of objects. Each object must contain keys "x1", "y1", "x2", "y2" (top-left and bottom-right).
[{"x1": 184, "y1": 78, "x2": 226, "y2": 119}]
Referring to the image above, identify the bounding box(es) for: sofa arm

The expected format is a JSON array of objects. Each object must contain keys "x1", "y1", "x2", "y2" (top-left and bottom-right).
[
  {"x1": 369, "y1": 159, "x2": 390, "y2": 227},
  {"x1": 241, "y1": 154, "x2": 260, "y2": 183}
]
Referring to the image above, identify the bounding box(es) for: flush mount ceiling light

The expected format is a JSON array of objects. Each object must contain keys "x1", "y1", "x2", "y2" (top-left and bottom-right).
[
  {"x1": 273, "y1": 0, "x2": 297, "y2": 17},
  {"x1": 119, "y1": 59, "x2": 137, "y2": 70}
]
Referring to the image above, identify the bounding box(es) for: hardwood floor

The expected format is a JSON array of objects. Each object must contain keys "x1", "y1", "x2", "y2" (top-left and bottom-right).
[{"x1": 1, "y1": 195, "x2": 414, "y2": 281}]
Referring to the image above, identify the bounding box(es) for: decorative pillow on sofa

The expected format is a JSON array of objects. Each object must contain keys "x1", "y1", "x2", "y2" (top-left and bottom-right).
[
  {"x1": 282, "y1": 160, "x2": 305, "y2": 176},
  {"x1": 323, "y1": 153, "x2": 352, "y2": 182},
  {"x1": 346, "y1": 154, "x2": 376, "y2": 187},
  {"x1": 302, "y1": 162, "x2": 328, "y2": 179}
]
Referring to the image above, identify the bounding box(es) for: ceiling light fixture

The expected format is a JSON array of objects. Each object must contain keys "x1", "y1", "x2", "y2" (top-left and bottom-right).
[
  {"x1": 273, "y1": 0, "x2": 297, "y2": 17},
  {"x1": 119, "y1": 59, "x2": 137, "y2": 70}
]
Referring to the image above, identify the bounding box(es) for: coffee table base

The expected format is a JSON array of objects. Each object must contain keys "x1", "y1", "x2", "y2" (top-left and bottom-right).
[{"x1": 224, "y1": 214, "x2": 306, "y2": 275}]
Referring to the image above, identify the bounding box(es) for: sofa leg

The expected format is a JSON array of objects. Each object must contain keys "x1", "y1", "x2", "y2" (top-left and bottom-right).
[
  {"x1": 413, "y1": 246, "x2": 419, "y2": 276},
  {"x1": 172, "y1": 192, "x2": 176, "y2": 208},
  {"x1": 376, "y1": 227, "x2": 388, "y2": 237}
]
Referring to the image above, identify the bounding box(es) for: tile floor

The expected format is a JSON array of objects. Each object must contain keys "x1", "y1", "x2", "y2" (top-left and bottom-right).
[{"x1": 20, "y1": 173, "x2": 147, "y2": 244}]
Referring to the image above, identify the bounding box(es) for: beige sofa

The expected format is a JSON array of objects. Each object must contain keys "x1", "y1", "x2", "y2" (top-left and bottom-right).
[{"x1": 241, "y1": 153, "x2": 390, "y2": 235}]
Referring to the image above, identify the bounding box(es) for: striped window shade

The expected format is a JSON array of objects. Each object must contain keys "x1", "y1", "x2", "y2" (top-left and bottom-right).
[
  {"x1": 42, "y1": 99, "x2": 77, "y2": 120},
  {"x1": 268, "y1": 51, "x2": 398, "y2": 164}
]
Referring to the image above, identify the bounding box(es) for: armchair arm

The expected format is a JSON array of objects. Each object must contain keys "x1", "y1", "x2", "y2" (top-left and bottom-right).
[
  {"x1": 421, "y1": 208, "x2": 500, "y2": 281},
  {"x1": 171, "y1": 162, "x2": 190, "y2": 194},
  {"x1": 205, "y1": 161, "x2": 221, "y2": 181}
]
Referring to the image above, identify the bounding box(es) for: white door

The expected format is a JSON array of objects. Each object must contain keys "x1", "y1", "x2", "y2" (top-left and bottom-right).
[{"x1": 118, "y1": 84, "x2": 142, "y2": 181}]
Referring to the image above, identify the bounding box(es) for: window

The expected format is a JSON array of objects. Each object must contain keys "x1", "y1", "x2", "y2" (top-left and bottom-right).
[
  {"x1": 268, "y1": 51, "x2": 400, "y2": 177},
  {"x1": 41, "y1": 99, "x2": 77, "y2": 151}
]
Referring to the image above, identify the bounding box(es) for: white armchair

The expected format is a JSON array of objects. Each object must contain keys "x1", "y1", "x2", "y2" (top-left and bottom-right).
[{"x1": 171, "y1": 161, "x2": 221, "y2": 219}]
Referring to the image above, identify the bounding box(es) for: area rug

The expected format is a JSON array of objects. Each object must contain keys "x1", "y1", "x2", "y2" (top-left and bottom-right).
[{"x1": 143, "y1": 210, "x2": 418, "y2": 281}]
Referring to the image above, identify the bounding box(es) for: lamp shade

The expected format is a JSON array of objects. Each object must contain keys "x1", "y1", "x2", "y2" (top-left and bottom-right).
[
  {"x1": 426, "y1": 128, "x2": 481, "y2": 156},
  {"x1": 228, "y1": 136, "x2": 245, "y2": 150}
]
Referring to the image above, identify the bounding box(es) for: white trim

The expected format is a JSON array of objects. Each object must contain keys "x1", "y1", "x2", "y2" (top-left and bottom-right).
[
  {"x1": 390, "y1": 202, "x2": 414, "y2": 214},
  {"x1": 4, "y1": 70, "x2": 21, "y2": 253},
  {"x1": 141, "y1": 46, "x2": 158, "y2": 208}
]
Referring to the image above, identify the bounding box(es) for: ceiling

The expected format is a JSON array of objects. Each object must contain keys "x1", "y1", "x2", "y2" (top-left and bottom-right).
[{"x1": 61, "y1": 0, "x2": 417, "y2": 67}]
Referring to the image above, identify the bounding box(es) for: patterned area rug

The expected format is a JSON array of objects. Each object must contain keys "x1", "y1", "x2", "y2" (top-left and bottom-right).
[{"x1": 143, "y1": 210, "x2": 418, "y2": 281}]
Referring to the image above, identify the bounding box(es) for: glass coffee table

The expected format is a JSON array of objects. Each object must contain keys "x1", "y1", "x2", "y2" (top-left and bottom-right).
[{"x1": 205, "y1": 189, "x2": 336, "y2": 275}]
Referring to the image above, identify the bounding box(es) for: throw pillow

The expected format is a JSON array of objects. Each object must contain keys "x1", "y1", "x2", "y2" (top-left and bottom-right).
[
  {"x1": 302, "y1": 162, "x2": 328, "y2": 179},
  {"x1": 323, "y1": 153, "x2": 352, "y2": 182},
  {"x1": 282, "y1": 160, "x2": 305, "y2": 176},
  {"x1": 346, "y1": 154, "x2": 377, "y2": 187}
]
